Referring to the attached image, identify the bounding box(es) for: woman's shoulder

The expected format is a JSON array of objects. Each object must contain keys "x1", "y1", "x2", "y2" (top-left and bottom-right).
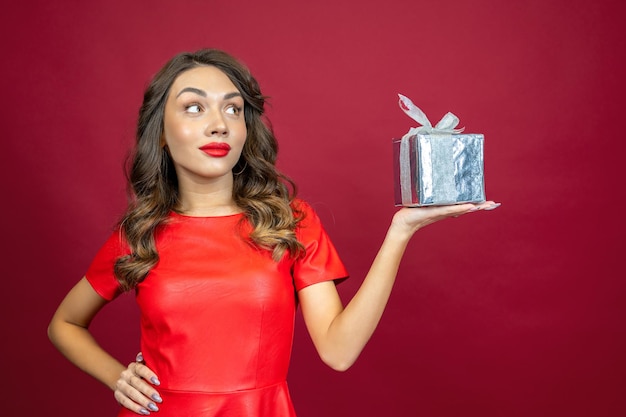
[
  {"x1": 291, "y1": 198, "x2": 332, "y2": 232},
  {"x1": 291, "y1": 198, "x2": 311, "y2": 214},
  {"x1": 291, "y1": 198, "x2": 316, "y2": 221},
  {"x1": 96, "y1": 226, "x2": 130, "y2": 256}
]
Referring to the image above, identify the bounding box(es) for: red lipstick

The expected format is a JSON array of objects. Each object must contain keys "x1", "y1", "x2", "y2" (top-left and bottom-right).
[{"x1": 200, "y1": 142, "x2": 231, "y2": 157}]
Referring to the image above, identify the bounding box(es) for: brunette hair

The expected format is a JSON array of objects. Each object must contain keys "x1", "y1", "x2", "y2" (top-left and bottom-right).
[{"x1": 114, "y1": 49, "x2": 303, "y2": 290}]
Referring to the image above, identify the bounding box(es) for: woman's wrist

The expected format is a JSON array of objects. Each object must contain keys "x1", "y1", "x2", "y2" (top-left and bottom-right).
[{"x1": 386, "y1": 219, "x2": 420, "y2": 243}]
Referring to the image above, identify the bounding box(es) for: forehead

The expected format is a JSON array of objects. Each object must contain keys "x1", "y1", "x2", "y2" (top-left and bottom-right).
[{"x1": 169, "y1": 65, "x2": 240, "y2": 95}]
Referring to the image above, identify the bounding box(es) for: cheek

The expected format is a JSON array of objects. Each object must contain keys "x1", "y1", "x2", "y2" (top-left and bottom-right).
[
  {"x1": 236, "y1": 125, "x2": 248, "y2": 146},
  {"x1": 164, "y1": 120, "x2": 195, "y2": 147}
]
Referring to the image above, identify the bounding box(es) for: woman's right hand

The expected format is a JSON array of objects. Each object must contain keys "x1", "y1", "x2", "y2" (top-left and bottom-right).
[{"x1": 114, "y1": 352, "x2": 163, "y2": 415}]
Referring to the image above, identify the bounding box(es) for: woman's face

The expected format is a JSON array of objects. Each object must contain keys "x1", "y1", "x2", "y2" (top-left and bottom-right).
[{"x1": 162, "y1": 65, "x2": 247, "y2": 188}]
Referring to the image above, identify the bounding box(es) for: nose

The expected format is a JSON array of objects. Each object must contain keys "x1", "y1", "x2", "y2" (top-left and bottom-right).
[{"x1": 204, "y1": 112, "x2": 228, "y2": 137}]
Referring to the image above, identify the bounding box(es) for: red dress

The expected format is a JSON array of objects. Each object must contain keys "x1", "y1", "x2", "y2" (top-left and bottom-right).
[{"x1": 85, "y1": 201, "x2": 348, "y2": 416}]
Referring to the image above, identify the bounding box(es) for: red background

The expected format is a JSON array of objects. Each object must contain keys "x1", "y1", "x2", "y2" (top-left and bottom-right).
[{"x1": 2, "y1": 0, "x2": 625, "y2": 416}]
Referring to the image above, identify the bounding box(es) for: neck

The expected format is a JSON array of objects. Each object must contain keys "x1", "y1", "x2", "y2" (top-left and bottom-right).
[{"x1": 176, "y1": 174, "x2": 241, "y2": 217}]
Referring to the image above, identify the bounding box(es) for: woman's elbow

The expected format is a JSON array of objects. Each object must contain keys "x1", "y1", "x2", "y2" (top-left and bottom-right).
[
  {"x1": 47, "y1": 314, "x2": 72, "y2": 347},
  {"x1": 47, "y1": 318, "x2": 60, "y2": 345},
  {"x1": 320, "y1": 352, "x2": 358, "y2": 372}
]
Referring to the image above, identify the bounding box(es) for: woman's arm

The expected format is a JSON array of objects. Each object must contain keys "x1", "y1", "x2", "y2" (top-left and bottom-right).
[
  {"x1": 48, "y1": 277, "x2": 161, "y2": 415},
  {"x1": 298, "y1": 201, "x2": 499, "y2": 371}
]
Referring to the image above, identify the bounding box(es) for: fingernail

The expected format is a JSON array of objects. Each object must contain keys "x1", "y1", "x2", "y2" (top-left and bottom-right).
[
  {"x1": 148, "y1": 403, "x2": 159, "y2": 412},
  {"x1": 150, "y1": 376, "x2": 161, "y2": 386},
  {"x1": 484, "y1": 203, "x2": 501, "y2": 211},
  {"x1": 136, "y1": 352, "x2": 144, "y2": 362},
  {"x1": 152, "y1": 393, "x2": 163, "y2": 403},
  {"x1": 139, "y1": 408, "x2": 150, "y2": 415}
]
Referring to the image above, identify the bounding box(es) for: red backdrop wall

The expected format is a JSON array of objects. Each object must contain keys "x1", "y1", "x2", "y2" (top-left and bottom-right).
[{"x1": 2, "y1": 0, "x2": 624, "y2": 416}]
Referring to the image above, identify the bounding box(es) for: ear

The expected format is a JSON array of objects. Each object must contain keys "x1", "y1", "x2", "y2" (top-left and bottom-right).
[{"x1": 160, "y1": 134, "x2": 167, "y2": 148}]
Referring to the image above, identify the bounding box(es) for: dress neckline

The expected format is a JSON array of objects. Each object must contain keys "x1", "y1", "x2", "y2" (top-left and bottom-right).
[{"x1": 170, "y1": 211, "x2": 245, "y2": 220}]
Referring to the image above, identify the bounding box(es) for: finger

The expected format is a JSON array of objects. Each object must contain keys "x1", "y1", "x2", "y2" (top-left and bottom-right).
[
  {"x1": 122, "y1": 365, "x2": 162, "y2": 405},
  {"x1": 116, "y1": 369, "x2": 163, "y2": 412},
  {"x1": 114, "y1": 387, "x2": 157, "y2": 415},
  {"x1": 482, "y1": 201, "x2": 501, "y2": 211},
  {"x1": 470, "y1": 201, "x2": 500, "y2": 211},
  {"x1": 439, "y1": 203, "x2": 476, "y2": 217},
  {"x1": 130, "y1": 362, "x2": 161, "y2": 387},
  {"x1": 450, "y1": 201, "x2": 500, "y2": 218},
  {"x1": 119, "y1": 367, "x2": 154, "y2": 398}
]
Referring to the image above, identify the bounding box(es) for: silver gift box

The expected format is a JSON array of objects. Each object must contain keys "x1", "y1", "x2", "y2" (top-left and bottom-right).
[{"x1": 393, "y1": 133, "x2": 485, "y2": 207}]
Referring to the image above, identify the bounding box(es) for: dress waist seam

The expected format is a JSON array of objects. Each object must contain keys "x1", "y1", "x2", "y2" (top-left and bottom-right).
[{"x1": 158, "y1": 380, "x2": 288, "y2": 396}]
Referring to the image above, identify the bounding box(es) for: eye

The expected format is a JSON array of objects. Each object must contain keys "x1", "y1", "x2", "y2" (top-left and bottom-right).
[
  {"x1": 185, "y1": 104, "x2": 202, "y2": 114},
  {"x1": 225, "y1": 105, "x2": 242, "y2": 115}
]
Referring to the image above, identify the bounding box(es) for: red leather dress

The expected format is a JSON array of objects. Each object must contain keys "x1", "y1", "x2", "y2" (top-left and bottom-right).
[{"x1": 86, "y1": 201, "x2": 348, "y2": 416}]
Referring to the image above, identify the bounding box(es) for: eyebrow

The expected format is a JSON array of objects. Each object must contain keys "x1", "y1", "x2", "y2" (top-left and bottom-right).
[{"x1": 176, "y1": 88, "x2": 242, "y2": 100}]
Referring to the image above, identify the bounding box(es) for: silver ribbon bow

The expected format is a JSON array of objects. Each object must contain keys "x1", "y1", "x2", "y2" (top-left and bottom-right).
[{"x1": 398, "y1": 94, "x2": 464, "y2": 136}]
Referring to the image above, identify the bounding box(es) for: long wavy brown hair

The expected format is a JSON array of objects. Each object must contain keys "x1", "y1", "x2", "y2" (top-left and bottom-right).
[{"x1": 114, "y1": 49, "x2": 304, "y2": 291}]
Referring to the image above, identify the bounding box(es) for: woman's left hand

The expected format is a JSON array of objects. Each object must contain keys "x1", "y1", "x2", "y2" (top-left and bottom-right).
[
  {"x1": 390, "y1": 201, "x2": 500, "y2": 238},
  {"x1": 114, "y1": 352, "x2": 162, "y2": 415}
]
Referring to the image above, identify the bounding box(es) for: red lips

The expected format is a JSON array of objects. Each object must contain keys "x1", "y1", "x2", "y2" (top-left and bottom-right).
[{"x1": 200, "y1": 142, "x2": 231, "y2": 157}]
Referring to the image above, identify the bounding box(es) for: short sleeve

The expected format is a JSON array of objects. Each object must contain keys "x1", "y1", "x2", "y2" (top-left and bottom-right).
[
  {"x1": 85, "y1": 230, "x2": 129, "y2": 301},
  {"x1": 292, "y1": 201, "x2": 349, "y2": 291}
]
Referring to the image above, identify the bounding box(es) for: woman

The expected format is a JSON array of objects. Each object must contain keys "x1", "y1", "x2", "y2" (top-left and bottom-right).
[{"x1": 48, "y1": 49, "x2": 499, "y2": 416}]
